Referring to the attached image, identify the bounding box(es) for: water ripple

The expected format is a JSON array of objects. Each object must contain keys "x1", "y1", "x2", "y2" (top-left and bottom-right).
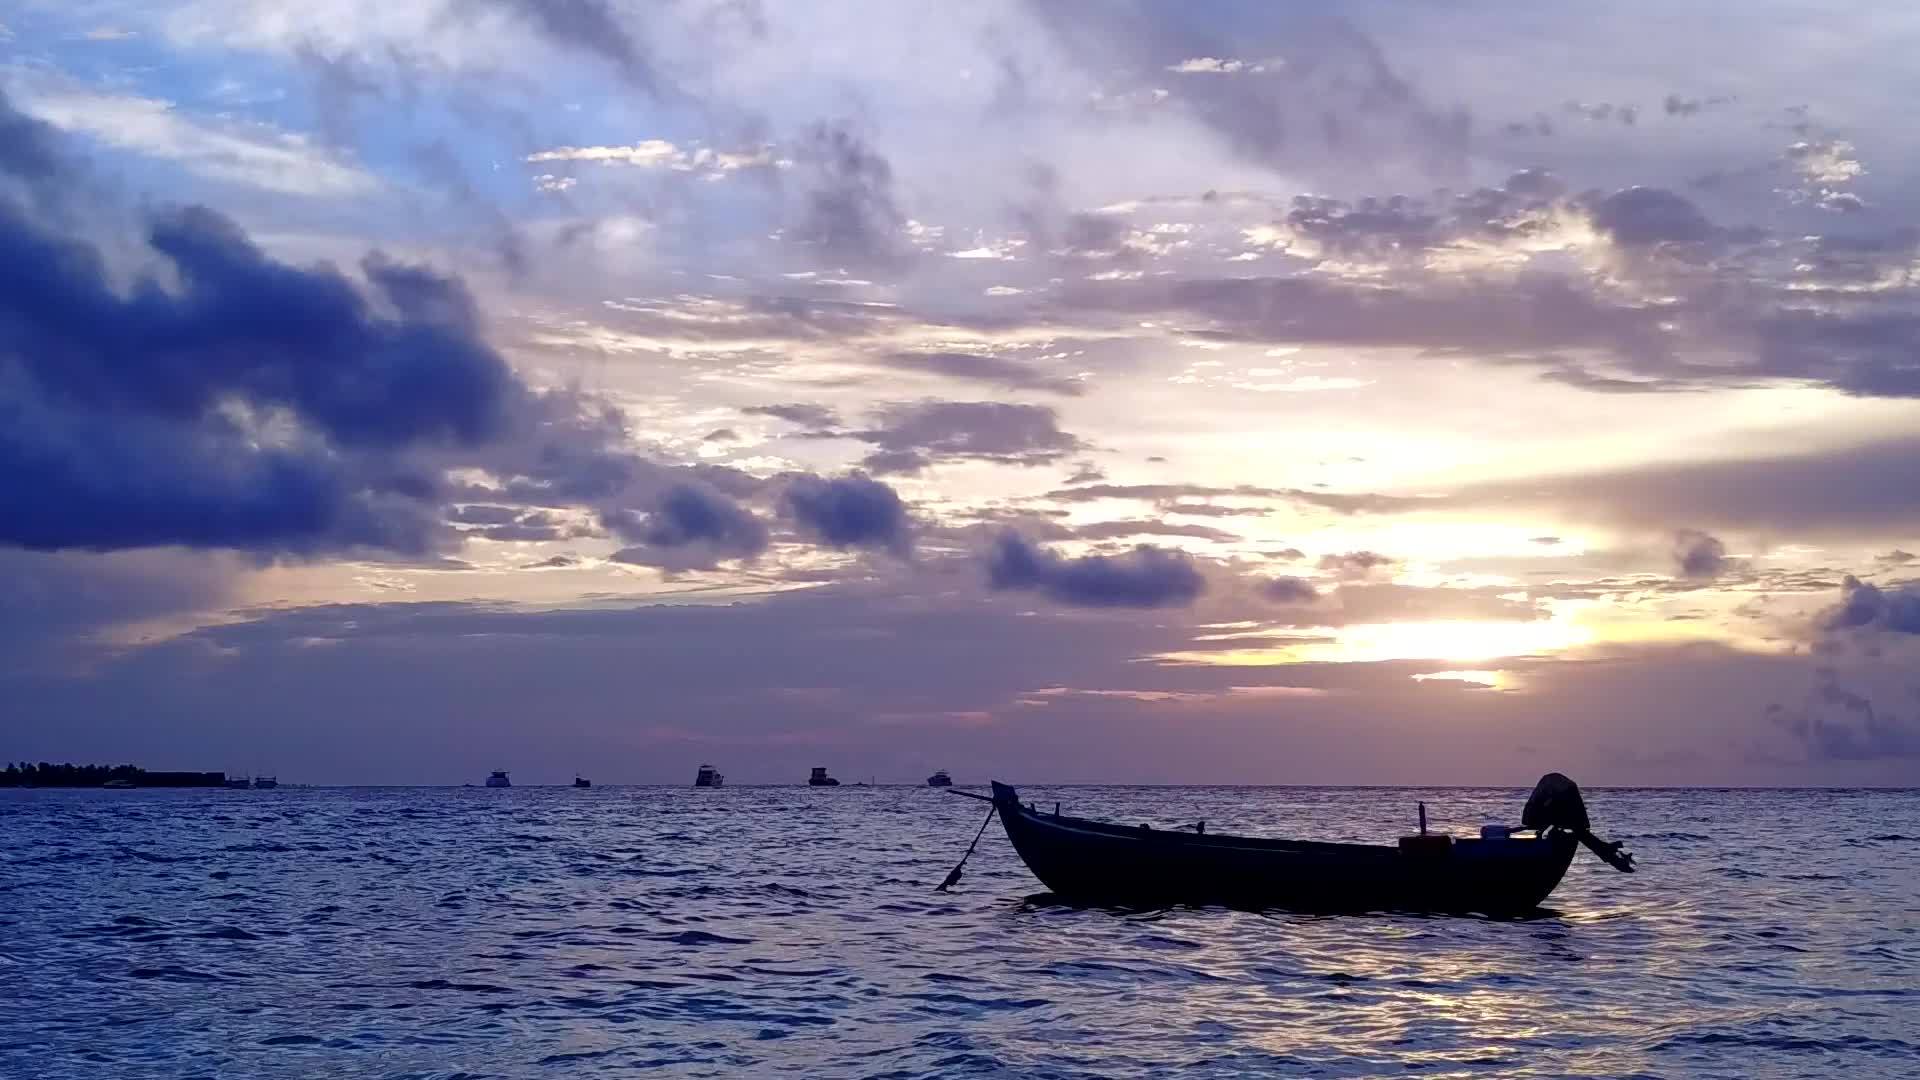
[{"x1": 1, "y1": 785, "x2": 1916, "y2": 1078}]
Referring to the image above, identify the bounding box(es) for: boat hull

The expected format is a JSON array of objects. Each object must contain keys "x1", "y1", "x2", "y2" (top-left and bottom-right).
[{"x1": 991, "y1": 783, "x2": 1577, "y2": 917}]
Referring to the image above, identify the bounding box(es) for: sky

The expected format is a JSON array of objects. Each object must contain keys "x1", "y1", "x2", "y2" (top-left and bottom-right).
[{"x1": 3, "y1": 1, "x2": 1920, "y2": 786}]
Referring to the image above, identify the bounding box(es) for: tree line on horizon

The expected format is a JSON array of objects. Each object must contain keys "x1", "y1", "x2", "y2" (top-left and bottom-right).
[{"x1": 0, "y1": 763, "x2": 227, "y2": 787}]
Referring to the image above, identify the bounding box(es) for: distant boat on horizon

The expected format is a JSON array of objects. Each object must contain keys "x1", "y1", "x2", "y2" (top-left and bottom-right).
[
  {"x1": 224, "y1": 775, "x2": 251, "y2": 790},
  {"x1": 927, "y1": 769, "x2": 952, "y2": 788},
  {"x1": 573, "y1": 775, "x2": 591, "y2": 789},
  {"x1": 253, "y1": 776, "x2": 278, "y2": 790},
  {"x1": 102, "y1": 778, "x2": 135, "y2": 790},
  {"x1": 808, "y1": 767, "x2": 841, "y2": 787},
  {"x1": 694, "y1": 764, "x2": 724, "y2": 788},
  {"x1": 485, "y1": 770, "x2": 511, "y2": 788}
]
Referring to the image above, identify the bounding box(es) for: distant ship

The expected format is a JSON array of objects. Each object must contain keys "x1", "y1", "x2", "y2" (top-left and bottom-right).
[
  {"x1": 224, "y1": 775, "x2": 251, "y2": 790},
  {"x1": 927, "y1": 770, "x2": 952, "y2": 788},
  {"x1": 103, "y1": 778, "x2": 135, "y2": 790},
  {"x1": 808, "y1": 767, "x2": 841, "y2": 787},
  {"x1": 253, "y1": 776, "x2": 278, "y2": 790},
  {"x1": 573, "y1": 775, "x2": 591, "y2": 789},
  {"x1": 694, "y1": 764, "x2": 724, "y2": 788},
  {"x1": 485, "y1": 770, "x2": 511, "y2": 788}
]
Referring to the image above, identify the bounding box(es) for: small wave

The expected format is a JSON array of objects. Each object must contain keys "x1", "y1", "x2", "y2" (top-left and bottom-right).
[
  {"x1": 117, "y1": 847, "x2": 196, "y2": 864},
  {"x1": 128, "y1": 966, "x2": 223, "y2": 983},
  {"x1": 406, "y1": 979, "x2": 510, "y2": 994},
  {"x1": 658, "y1": 930, "x2": 753, "y2": 946}
]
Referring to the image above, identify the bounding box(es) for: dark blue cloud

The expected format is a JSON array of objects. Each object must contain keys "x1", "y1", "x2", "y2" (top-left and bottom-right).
[
  {"x1": 0, "y1": 93, "x2": 526, "y2": 554},
  {"x1": 853, "y1": 401, "x2": 1083, "y2": 475},
  {"x1": 603, "y1": 484, "x2": 769, "y2": 567},
  {"x1": 1827, "y1": 575, "x2": 1920, "y2": 635},
  {"x1": 0, "y1": 90, "x2": 66, "y2": 200},
  {"x1": 1672, "y1": 529, "x2": 1728, "y2": 579},
  {"x1": 5, "y1": 204, "x2": 518, "y2": 449},
  {"x1": 1589, "y1": 187, "x2": 1713, "y2": 247},
  {"x1": 783, "y1": 474, "x2": 911, "y2": 555},
  {"x1": 1261, "y1": 576, "x2": 1318, "y2": 604},
  {"x1": 986, "y1": 531, "x2": 1204, "y2": 608}
]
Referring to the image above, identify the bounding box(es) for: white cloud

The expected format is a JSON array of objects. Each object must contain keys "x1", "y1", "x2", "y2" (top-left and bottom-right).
[
  {"x1": 524, "y1": 141, "x2": 786, "y2": 177},
  {"x1": 17, "y1": 87, "x2": 376, "y2": 198},
  {"x1": 1167, "y1": 57, "x2": 1244, "y2": 74}
]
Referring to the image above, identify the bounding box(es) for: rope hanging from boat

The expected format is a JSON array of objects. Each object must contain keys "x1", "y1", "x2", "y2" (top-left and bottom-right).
[{"x1": 936, "y1": 804, "x2": 997, "y2": 892}]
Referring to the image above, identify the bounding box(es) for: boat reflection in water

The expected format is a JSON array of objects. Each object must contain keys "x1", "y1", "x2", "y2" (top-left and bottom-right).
[
  {"x1": 953, "y1": 773, "x2": 1634, "y2": 917},
  {"x1": 693, "y1": 764, "x2": 724, "y2": 788}
]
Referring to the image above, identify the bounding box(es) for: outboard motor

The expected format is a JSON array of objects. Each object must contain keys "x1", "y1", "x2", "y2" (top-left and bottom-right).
[{"x1": 1523, "y1": 773, "x2": 1636, "y2": 873}]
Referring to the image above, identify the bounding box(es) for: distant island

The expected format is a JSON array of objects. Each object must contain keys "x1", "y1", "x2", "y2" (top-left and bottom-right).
[{"x1": 1, "y1": 762, "x2": 230, "y2": 788}]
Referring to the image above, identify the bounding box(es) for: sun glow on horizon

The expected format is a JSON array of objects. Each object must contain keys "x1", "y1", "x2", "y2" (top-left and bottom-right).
[{"x1": 1159, "y1": 617, "x2": 1594, "y2": 667}]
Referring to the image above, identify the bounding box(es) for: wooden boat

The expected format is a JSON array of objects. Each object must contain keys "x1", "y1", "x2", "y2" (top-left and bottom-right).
[{"x1": 965, "y1": 774, "x2": 1632, "y2": 916}]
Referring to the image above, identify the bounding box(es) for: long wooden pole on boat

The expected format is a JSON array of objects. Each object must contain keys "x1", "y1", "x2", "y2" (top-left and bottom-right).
[{"x1": 936, "y1": 790, "x2": 997, "y2": 891}]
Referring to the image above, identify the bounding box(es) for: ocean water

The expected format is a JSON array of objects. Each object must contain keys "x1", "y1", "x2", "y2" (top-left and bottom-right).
[{"x1": 1, "y1": 785, "x2": 1915, "y2": 1079}]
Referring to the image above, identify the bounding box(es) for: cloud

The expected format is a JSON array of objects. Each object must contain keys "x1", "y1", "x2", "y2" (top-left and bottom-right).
[
  {"x1": 1260, "y1": 576, "x2": 1318, "y2": 604},
  {"x1": 466, "y1": 0, "x2": 665, "y2": 95},
  {"x1": 524, "y1": 140, "x2": 781, "y2": 177},
  {"x1": 1027, "y1": 1, "x2": 1470, "y2": 183},
  {"x1": 1452, "y1": 436, "x2": 1920, "y2": 536},
  {"x1": 0, "y1": 90, "x2": 68, "y2": 200},
  {"x1": 745, "y1": 402, "x2": 842, "y2": 430},
  {"x1": 1826, "y1": 575, "x2": 1920, "y2": 636},
  {"x1": 1317, "y1": 551, "x2": 1394, "y2": 579},
  {"x1": 986, "y1": 531, "x2": 1204, "y2": 608},
  {"x1": 1075, "y1": 520, "x2": 1240, "y2": 543},
  {"x1": 9, "y1": 202, "x2": 518, "y2": 448},
  {"x1": 882, "y1": 351, "x2": 1083, "y2": 396},
  {"x1": 14, "y1": 85, "x2": 375, "y2": 197},
  {"x1": 852, "y1": 401, "x2": 1084, "y2": 474},
  {"x1": 0, "y1": 547, "x2": 233, "y2": 670},
  {"x1": 1672, "y1": 529, "x2": 1728, "y2": 579},
  {"x1": 783, "y1": 473, "x2": 911, "y2": 555},
  {"x1": 1325, "y1": 583, "x2": 1541, "y2": 625},
  {"x1": 1045, "y1": 482, "x2": 1416, "y2": 514},
  {"x1": 790, "y1": 125, "x2": 906, "y2": 265},
  {"x1": 1589, "y1": 186, "x2": 1713, "y2": 247},
  {"x1": 604, "y1": 484, "x2": 769, "y2": 569},
  {"x1": 0, "y1": 119, "x2": 527, "y2": 553}
]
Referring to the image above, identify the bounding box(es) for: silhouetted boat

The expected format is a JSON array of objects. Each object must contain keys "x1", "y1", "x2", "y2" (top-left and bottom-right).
[
  {"x1": 485, "y1": 770, "x2": 511, "y2": 788},
  {"x1": 102, "y1": 778, "x2": 134, "y2": 789},
  {"x1": 927, "y1": 769, "x2": 952, "y2": 788},
  {"x1": 808, "y1": 767, "x2": 841, "y2": 787},
  {"x1": 252, "y1": 776, "x2": 278, "y2": 790},
  {"x1": 694, "y1": 764, "x2": 724, "y2": 788},
  {"x1": 573, "y1": 775, "x2": 591, "y2": 789},
  {"x1": 960, "y1": 774, "x2": 1633, "y2": 916},
  {"x1": 224, "y1": 775, "x2": 251, "y2": 790}
]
